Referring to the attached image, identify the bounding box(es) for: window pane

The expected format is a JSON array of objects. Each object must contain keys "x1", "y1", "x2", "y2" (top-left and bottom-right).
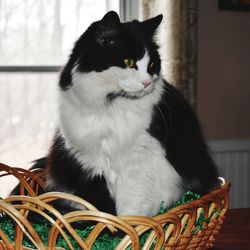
[
  {"x1": 0, "y1": 73, "x2": 57, "y2": 196},
  {"x1": 0, "y1": 0, "x2": 119, "y2": 65},
  {"x1": 0, "y1": 73, "x2": 57, "y2": 165}
]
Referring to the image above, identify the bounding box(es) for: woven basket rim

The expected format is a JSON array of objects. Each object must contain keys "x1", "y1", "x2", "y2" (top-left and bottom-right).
[{"x1": 0, "y1": 163, "x2": 230, "y2": 250}]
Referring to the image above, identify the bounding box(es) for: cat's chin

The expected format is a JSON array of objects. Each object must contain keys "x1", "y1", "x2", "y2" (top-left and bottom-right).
[{"x1": 133, "y1": 85, "x2": 155, "y2": 97}]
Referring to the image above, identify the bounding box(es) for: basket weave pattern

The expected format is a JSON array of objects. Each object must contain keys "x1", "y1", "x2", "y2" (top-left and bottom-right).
[{"x1": 0, "y1": 163, "x2": 230, "y2": 250}]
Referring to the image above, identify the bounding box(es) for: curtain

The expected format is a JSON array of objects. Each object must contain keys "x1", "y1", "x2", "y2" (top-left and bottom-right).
[{"x1": 140, "y1": 0, "x2": 198, "y2": 109}]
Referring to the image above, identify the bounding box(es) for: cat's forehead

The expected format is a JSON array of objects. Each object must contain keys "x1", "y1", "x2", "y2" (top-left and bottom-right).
[
  {"x1": 122, "y1": 21, "x2": 142, "y2": 37},
  {"x1": 121, "y1": 38, "x2": 145, "y2": 59},
  {"x1": 117, "y1": 22, "x2": 151, "y2": 59}
]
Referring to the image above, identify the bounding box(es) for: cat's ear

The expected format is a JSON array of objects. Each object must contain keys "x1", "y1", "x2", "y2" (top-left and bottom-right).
[
  {"x1": 96, "y1": 11, "x2": 121, "y2": 47},
  {"x1": 101, "y1": 11, "x2": 120, "y2": 27},
  {"x1": 141, "y1": 14, "x2": 163, "y2": 40}
]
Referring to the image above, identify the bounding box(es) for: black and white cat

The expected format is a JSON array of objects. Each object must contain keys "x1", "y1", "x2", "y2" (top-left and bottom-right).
[{"x1": 43, "y1": 11, "x2": 219, "y2": 216}]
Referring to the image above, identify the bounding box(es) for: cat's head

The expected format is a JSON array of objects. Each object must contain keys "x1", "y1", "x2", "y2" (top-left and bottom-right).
[{"x1": 60, "y1": 11, "x2": 163, "y2": 102}]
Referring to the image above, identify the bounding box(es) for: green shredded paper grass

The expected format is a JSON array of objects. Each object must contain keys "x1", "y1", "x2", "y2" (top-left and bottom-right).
[{"x1": 0, "y1": 191, "x2": 219, "y2": 249}]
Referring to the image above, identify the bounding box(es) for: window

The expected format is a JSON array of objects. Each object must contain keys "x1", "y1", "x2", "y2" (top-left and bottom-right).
[
  {"x1": 0, "y1": 0, "x2": 129, "y2": 197},
  {"x1": 0, "y1": 0, "x2": 120, "y2": 66}
]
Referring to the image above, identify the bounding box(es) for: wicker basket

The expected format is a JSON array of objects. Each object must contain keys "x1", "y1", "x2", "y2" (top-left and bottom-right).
[{"x1": 0, "y1": 163, "x2": 230, "y2": 250}]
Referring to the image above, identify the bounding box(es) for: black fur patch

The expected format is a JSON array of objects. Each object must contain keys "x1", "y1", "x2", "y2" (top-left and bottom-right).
[
  {"x1": 47, "y1": 134, "x2": 116, "y2": 214},
  {"x1": 106, "y1": 90, "x2": 141, "y2": 103},
  {"x1": 148, "y1": 82, "x2": 219, "y2": 195}
]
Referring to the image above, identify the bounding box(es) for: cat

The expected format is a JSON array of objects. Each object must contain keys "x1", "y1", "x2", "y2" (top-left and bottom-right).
[{"x1": 35, "y1": 11, "x2": 219, "y2": 216}]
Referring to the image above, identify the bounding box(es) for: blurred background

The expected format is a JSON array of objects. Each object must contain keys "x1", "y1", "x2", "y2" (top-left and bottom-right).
[{"x1": 0, "y1": 0, "x2": 249, "y2": 209}]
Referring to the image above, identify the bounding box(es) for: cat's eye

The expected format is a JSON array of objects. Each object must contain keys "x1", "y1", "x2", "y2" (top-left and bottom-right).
[
  {"x1": 124, "y1": 58, "x2": 135, "y2": 68},
  {"x1": 149, "y1": 62, "x2": 154, "y2": 68}
]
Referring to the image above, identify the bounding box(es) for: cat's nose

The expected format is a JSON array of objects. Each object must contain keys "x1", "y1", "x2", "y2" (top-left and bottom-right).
[{"x1": 142, "y1": 81, "x2": 151, "y2": 88}]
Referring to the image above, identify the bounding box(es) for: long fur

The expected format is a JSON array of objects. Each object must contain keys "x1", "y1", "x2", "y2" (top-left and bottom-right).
[{"x1": 15, "y1": 12, "x2": 219, "y2": 216}]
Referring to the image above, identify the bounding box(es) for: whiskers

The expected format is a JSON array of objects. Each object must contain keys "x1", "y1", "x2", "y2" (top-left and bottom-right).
[
  {"x1": 155, "y1": 104, "x2": 169, "y2": 132},
  {"x1": 162, "y1": 83, "x2": 184, "y2": 103}
]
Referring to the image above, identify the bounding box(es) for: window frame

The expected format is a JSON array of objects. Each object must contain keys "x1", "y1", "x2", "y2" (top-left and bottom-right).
[{"x1": 0, "y1": 66, "x2": 61, "y2": 72}]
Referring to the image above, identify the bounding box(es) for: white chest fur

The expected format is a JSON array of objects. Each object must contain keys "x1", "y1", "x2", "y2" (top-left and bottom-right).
[
  {"x1": 58, "y1": 71, "x2": 182, "y2": 216},
  {"x1": 59, "y1": 78, "x2": 161, "y2": 176}
]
